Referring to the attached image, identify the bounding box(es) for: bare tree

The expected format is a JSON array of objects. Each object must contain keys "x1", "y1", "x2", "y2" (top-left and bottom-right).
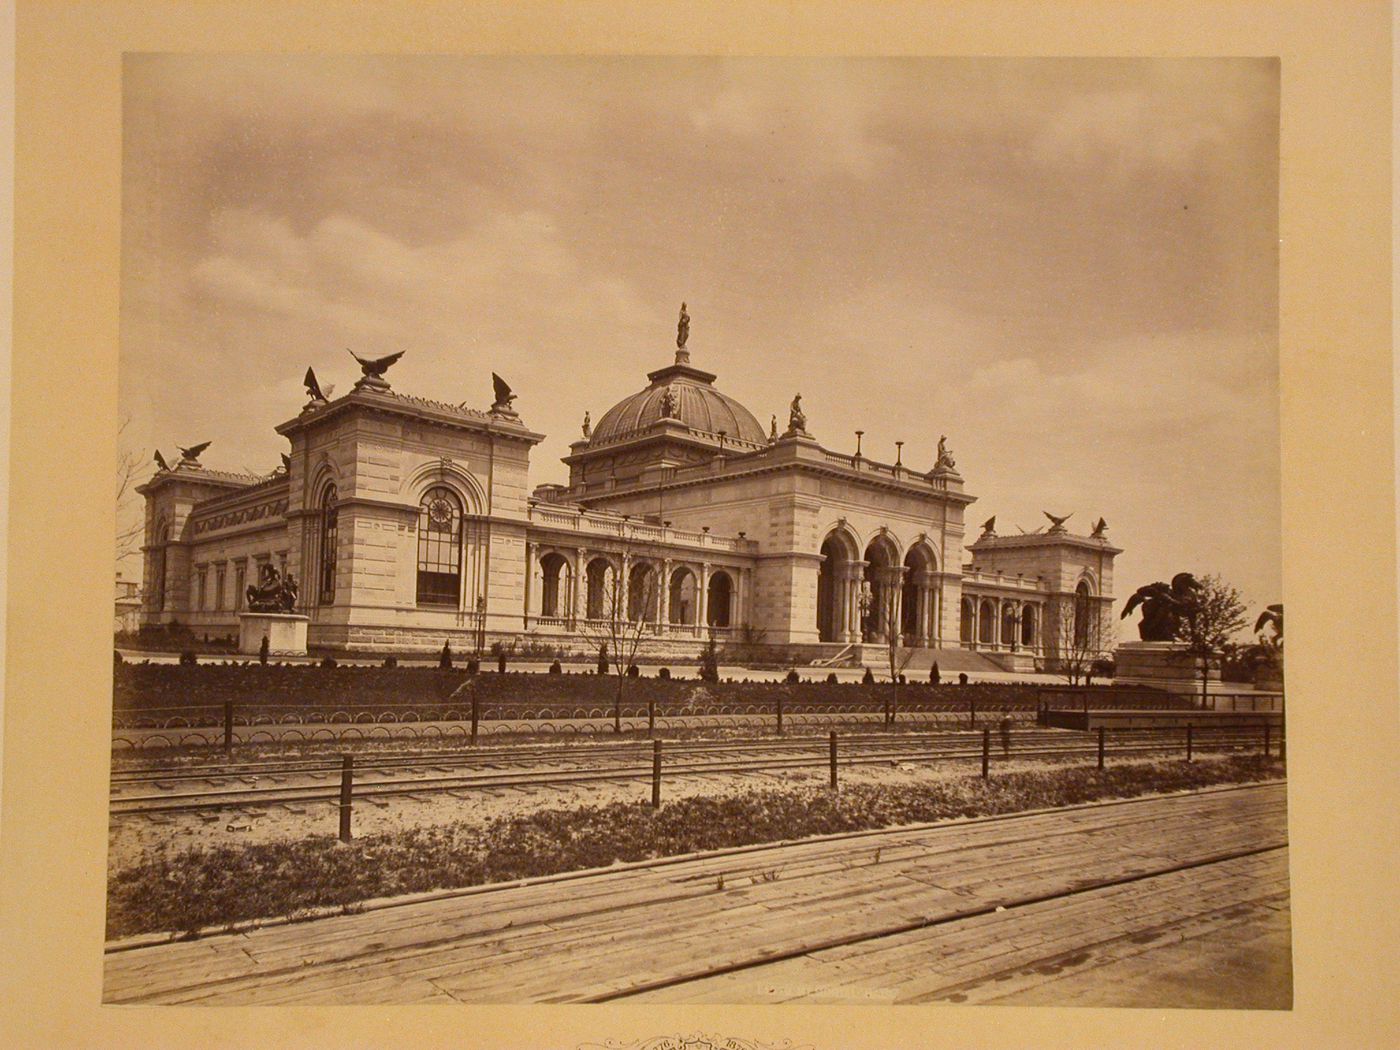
[
  {"x1": 1048, "y1": 592, "x2": 1111, "y2": 687},
  {"x1": 576, "y1": 548, "x2": 659, "y2": 734},
  {"x1": 1177, "y1": 574, "x2": 1249, "y2": 707},
  {"x1": 883, "y1": 585, "x2": 916, "y2": 724},
  {"x1": 115, "y1": 415, "x2": 148, "y2": 565}
]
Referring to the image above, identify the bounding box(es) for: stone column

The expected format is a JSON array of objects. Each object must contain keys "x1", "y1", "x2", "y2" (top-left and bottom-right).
[
  {"x1": 698, "y1": 562, "x2": 710, "y2": 629},
  {"x1": 572, "y1": 549, "x2": 587, "y2": 626},
  {"x1": 659, "y1": 558, "x2": 672, "y2": 631}
]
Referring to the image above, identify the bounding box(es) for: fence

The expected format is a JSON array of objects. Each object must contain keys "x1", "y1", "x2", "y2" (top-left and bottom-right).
[{"x1": 299, "y1": 721, "x2": 1287, "y2": 841}]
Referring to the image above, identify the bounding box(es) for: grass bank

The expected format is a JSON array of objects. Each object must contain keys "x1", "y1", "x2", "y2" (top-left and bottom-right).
[{"x1": 107, "y1": 754, "x2": 1283, "y2": 941}]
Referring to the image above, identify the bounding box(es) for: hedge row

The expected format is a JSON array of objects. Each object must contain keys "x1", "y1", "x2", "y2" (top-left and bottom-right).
[{"x1": 112, "y1": 664, "x2": 1178, "y2": 715}]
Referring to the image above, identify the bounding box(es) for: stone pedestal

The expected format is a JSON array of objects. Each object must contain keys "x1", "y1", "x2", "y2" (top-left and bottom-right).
[
  {"x1": 239, "y1": 612, "x2": 309, "y2": 656},
  {"x1": 1114, "y1": 640, "x2": 1221, "y2": 695}
]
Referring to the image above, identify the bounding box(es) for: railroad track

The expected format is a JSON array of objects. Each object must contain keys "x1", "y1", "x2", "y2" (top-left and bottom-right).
[{"x1": 109, "y1": 728, "x2": 1275, "y2": 819}]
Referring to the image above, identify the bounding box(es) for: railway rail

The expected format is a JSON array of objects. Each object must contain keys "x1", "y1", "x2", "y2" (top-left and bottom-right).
[{"x1": 110, "y1": 726, "x2": 1276, "y2": 819}]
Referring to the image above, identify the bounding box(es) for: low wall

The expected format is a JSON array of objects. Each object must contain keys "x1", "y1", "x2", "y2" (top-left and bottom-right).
[{"x1": 112, "y1": 665, "x2": 1183, "y2": 722}]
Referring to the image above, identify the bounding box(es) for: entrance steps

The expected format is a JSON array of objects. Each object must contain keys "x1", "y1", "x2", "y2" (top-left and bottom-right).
[{"x1": 868, "y1": 646, "x2": 1006, "y2": 675}]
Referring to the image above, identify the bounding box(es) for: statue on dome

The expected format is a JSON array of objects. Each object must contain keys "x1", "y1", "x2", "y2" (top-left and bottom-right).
[
  {"x1": 677, "y1": 302, "x2": 689, "y2": 349},
  {"x1": 770, "y1": 414, "x2": 778, "y2": 442},
  {"x1": 935, "y1": 435, "x2": 956, "y2": 471},
  {"x1": 581, "y1": 410, "x2": 591, "y2": 438},
  {"x1": 659, "y1": 387, "x2": 679, "y2": 418},
  {"x1": 788, "y1": 393, "x2": 807, "y2": 434}
]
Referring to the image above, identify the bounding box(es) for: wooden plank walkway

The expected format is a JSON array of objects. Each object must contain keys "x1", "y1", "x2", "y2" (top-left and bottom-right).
[{"x1": 104, "y1": 782, "x2": 1289, "y2": 1007}]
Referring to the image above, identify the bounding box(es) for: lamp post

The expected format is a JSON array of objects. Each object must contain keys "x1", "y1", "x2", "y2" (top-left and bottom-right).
[
  {"x1": 854, "y1": 431, "x2": 864, "y2": 458},
  {"x1": 895, "y1": 441, "x2": 904, "y2": 468},
  {"x1": 474, "y1": 594, "x2": 487, "y2": 659}
]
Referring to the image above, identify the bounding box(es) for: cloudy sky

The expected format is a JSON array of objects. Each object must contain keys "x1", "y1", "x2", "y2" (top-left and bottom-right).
[{"x1": 119, "y1": 55, "x2": 1280, "y2": 633}]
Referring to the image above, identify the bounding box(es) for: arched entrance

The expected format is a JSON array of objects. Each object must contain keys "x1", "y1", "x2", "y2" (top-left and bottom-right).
[
  {"x1": 539, "y1": 552, "x2": 570, "y2": 617},
  {"x1": 668, "y1": 567, "x2": 697, "y2": 625},
  {"x1": 901, "y1": 545, "x2": 936, "y2": 646},
  {"x1": 706, "y1": 571, "x2": 733, "y2": 627},
  {"x1": 863, "y1": 535, "x2": 900, "y2": 642},
  {"x1": 816, "y1": 530, "x2": 858, "y2": 642}
]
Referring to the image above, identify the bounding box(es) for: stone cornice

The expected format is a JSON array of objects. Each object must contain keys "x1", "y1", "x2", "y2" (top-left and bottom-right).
[{"x1": 276, "y1": 387, "x2": 545, "y2": 446}]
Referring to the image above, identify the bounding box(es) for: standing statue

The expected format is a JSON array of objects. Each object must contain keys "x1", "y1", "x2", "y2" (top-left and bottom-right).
[
  {"x1": 935, "y1": 435, "x2": 956, "y2": 470},
  {"x1": 1121, "y1": 572, "x2": 1201, "y2": 641},
  {"x1": 659, "y1": 387, "x2": 679, "y2": 418},
  {"x1": 788, "y1": 393, "x2": 807, "y2": 433},
  {"x1": 677, "y1": 302, "x2": 690, "y2": 349},
  {"x1": 769, "y1": 414, "x2": 778, "y2": 442},
  {"x1": 581, "y1": 410, "x2": 591, "y2": 439}
]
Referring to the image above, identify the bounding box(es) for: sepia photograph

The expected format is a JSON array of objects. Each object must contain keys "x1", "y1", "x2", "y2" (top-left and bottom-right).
[{"x1": 99, "y1": 53, "x2": 1293, "y2": 1010}]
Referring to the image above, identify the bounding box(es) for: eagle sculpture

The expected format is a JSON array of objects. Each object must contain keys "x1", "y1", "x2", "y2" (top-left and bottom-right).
[
  {"x1": 280, "y1": 453, "x2": 291, "y2": 471},
  {"x1": 1121, "y1": 572, "x2": 1201, "y2": 641},
  {"x1": 178, "y1": 441, "x2": 211, "y2": 462},
  {"x1": 1043, "y1": 511, "x2": 1072, "y2": 533},
  {"x1": 153, "y1": 450, "x2": 171, "y2": 472},
  {"x1": 303, "y1": 366, "x2": 332, "y2": 402},
  {"x1": 980, "y1": 516, "x2": 996, "y2": 534},
  {"x1": 347, "y1": 349, "x2": 405, "y2": 379},
  {"x1": 491, "y1": 372, "x2": 517, "y2": 411},
  {"x1": 1090, "y1": 517, "x2": 1108, "y2": 538}
]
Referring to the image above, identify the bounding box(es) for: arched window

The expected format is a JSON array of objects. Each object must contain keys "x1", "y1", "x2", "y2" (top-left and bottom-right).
[
  {"x1": 628, "y1": 563, "x2": 658, "y2": 622},
  {"x1": 318, "y1": 484, "x2": 338, "y2": 605},
  {"x1": 979, "y1": 600, "x2": 996, "y2": 644},
  {"x1": 707, "y1": 571, "x2": 733, "y2": 627},
  {"x1": 417, "y1": 487, "x2": 463, "y2": 607},
  {"x1": 1074, "y1": 580, "x2": 1093, "y2": 649},
  {"x1": 586, "y1": 558, "x2": 614, "y2": 619},
  {"x1": 1021, "y1": 604, "x2": 1037, "y2": 646},
  {"x1": 960, "y1": 598, "x2": 974, "y2": 643}
]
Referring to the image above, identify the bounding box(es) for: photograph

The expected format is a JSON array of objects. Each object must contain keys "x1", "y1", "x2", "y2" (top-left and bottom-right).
[{"x1": 102, "y1": 53, "x2": 1292, "y2": 1010}]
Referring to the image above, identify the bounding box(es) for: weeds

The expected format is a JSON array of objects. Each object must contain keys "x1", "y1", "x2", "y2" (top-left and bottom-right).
[{"x1": 106, "y1": 755, "x2": 1283, "y2": 940}]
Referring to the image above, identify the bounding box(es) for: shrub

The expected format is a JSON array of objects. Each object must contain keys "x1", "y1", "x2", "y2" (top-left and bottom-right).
[
  {"x1": 930, "y1": 662, "x2": 941, "y2": 685},
  {"x1": 320, "y1": 656, "x2": 338, "y2": 668},
  {"x1": 698, "y1": 638, "x2": 719, "y2": 683},
  {"x1": 597, "y1": 646, "x2": 609, "y2": 675},
  {"x1": 497, "y1": 651, "x2": 507, "y2": 674},
  {"x1": 466, "y1": 658, "x2": 480, "y2": 676},
  {"x1": 382, "y1": 656, "x2": 398, "y2": 669},
  {"x1": 258, "y1": 636, "x2": 269, "y2": 666},
  {"x1": 439, "y1": 642, "x2": 453, "y2": 670},
  {"x1": 826, "y1": 672, "x2": 838, "y2": 684},
  {"x1": 862, "y1": 667, "x2": 875, "y2": 685},
  {"x1": 626, "y1": 664, "x2": 640, "y2": 678},
  {"x1": 658, "y1": 667, "x2": 671, "y2": 679},
  {"x1": 1092, "y1": 658, "x2": 1116, "y2": 678},
  {"x1": 785, "y1": 668, "x2": 801, "y2": 684},
  {"x1": 549, "y1": 660, "x2": 562, "y2": 675},
  {"x1": 958, "y1": 672, "x2": 969, "y2": 685},
  {"x1": 178, "y1": 650, "x2": 198, "y2": 666}
]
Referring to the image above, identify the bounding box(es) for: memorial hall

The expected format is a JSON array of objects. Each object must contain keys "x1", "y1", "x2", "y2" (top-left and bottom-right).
[{"x1": 137, "y1": 309, "x2": 1120, "y2": 670}]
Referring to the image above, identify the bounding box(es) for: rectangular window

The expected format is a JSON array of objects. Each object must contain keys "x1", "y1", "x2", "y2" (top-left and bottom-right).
[
  {"x1": 234, "y1": 563, "x2": 245, "y2": 610},
  {"x1": 196, "y1": 568, "x2": 207, "y2": 610},
  {"x1": 216, "y1": 566, "x2": 226, "y2": 611}
]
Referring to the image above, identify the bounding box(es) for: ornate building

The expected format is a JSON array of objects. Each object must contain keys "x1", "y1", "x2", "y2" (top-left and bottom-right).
[{"x1": 138, "y1": 317, "x2": 1119, "y2": 670}]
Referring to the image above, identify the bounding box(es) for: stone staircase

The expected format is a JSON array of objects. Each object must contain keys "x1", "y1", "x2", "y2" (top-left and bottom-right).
[{"x1": 866, "y1": 646, "x2": 1007, "y2": 675}]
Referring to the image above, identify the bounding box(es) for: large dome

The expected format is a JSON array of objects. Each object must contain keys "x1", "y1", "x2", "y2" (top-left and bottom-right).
[{"x1": 589, "y1": 358, "x2": 767, "y2": 447}]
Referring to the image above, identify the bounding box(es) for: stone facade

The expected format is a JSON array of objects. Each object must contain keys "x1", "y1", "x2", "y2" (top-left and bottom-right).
[{"x1": 139, "y1": 345, "x2": 1120, "y2": 664}]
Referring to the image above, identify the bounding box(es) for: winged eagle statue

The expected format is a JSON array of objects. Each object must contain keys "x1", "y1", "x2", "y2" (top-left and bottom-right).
[
  {"x1": 303, "y1": 366, "x2": 333, "y2": 402},
  {"x1": 1043, "y1": 511, "x2": 1072, "y2": 533},
  {"x1": 1090, "y1": 517, "x2": 1108, "y2": 538},
  {"x1": 153, "y1": 450, "x2": 171, "y2": 472},
  {"x1": 347, "y1": 349, "x2": 404, "y2": 387},
  {"x1": 491, "y1": 373, "x2": 517, "y2": 413},
  {"x1": 178, "y1": 441, "x2": 211, "y2": 463}
]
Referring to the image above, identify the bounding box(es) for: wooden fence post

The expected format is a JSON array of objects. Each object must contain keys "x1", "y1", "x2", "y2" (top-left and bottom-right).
[
  {"x1": 1186, "y1": 725, "x2": 1193, "y2": 763},
  {"x1": 338, "y1": 754, "x2": 354, "y2": 843},
  {"x1": 969, "y1": 699, "x2": 976, "y2": 729},
  {"x1": 223, "y1": 701, "x2": 233, "y2": 755},
  {"x1": 1097, "y1": 726, "x2": 1106, "y2": 770},
  {"x1": 776, "y1": 690, "x2": 783, "y2": 735},
  {"x1": 648, "y1": 697, "x2": 656, "y2": 737},
  {"x1": 829, "y1": 731, "x2": 838, "y2": 791},
  {"x1": 981, "y1": 728, "x2": 990, "y2": 779},
  {"x1": 1264, "y1": 723, "x2": 1271, "y2": 756},
  {"x1": 651, "y1": 739, "x2": 662, "y2": 808}
]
